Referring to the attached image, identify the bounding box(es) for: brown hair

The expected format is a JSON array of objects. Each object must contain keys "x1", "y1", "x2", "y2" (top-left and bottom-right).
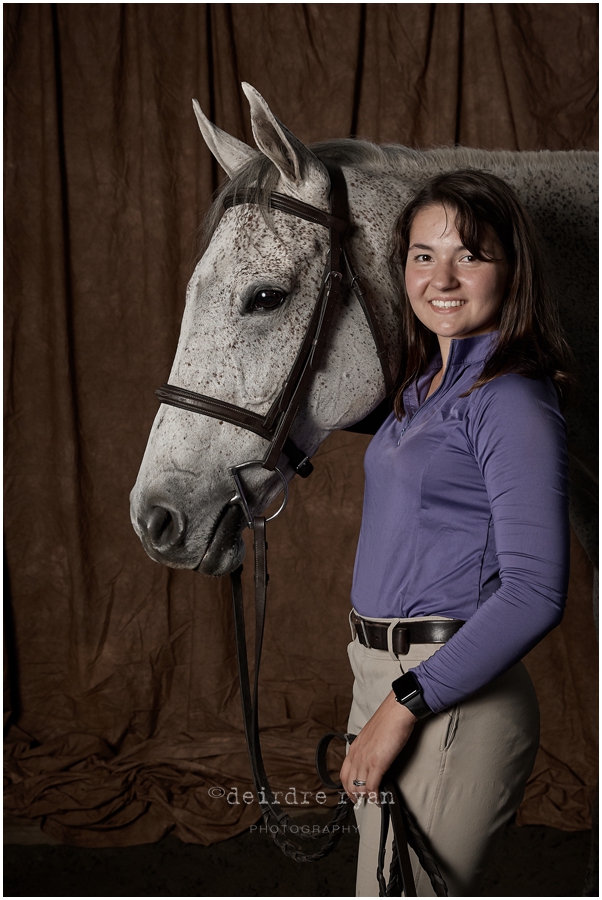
[{"x1": 390, "y1": 169, "x2": 573, "y2": 418}]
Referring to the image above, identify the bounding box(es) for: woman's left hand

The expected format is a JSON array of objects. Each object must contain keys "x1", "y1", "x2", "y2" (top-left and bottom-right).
[{"x1": 340, "y1": 691, "x2": 417, "y2": 802}]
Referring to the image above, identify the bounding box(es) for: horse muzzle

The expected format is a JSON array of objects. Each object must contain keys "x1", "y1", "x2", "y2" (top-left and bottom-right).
[{"x1": 132, "y1": 491, "x2": 246, "y2": 575}]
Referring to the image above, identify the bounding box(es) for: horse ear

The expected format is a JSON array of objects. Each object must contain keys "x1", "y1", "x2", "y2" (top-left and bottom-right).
[
  {"x1": 241, "y1": 83, "x2": 319, "y2": 187},
  {"x1": 192, "y1": 99, "x2": 258, "y2": 178}
]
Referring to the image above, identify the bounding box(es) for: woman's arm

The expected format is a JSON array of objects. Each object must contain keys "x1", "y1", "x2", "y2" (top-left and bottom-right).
[{"x1": 412, "y1": 374, "x2": 569, "y2": 712}]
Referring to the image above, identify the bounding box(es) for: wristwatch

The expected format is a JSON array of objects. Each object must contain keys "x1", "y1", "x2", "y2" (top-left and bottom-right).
[{"x1": 391, "y1": 671, "x2": 432, "y2": 719}]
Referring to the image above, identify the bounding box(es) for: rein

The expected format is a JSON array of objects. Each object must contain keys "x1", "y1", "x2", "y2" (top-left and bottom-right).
[
  {"x1": 156, "y1": 162, "x2": 447, "y2": 890},
  {"x1": 230, "y1": 518, "x2": 350, "y2": 862}
]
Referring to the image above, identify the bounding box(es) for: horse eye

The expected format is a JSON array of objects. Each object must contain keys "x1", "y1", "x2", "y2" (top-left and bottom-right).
[{"x1": 250, "y1": 289, "x2": 286, "y2": 311}]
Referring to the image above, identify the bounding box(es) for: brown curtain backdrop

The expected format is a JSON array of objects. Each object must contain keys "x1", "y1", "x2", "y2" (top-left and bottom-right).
[{"x1": 4, "y1": 4, "x2": 598, "y2": 847}]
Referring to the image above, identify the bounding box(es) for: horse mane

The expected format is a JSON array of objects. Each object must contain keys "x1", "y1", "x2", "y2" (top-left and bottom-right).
[{"x1": 198, "y1": 138, "x2": 594, "y2": 256}]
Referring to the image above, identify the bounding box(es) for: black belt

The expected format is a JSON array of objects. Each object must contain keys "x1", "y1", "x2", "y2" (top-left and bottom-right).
[{"x1": 351, "y1": 611, "x2": 465, "y2": 655}]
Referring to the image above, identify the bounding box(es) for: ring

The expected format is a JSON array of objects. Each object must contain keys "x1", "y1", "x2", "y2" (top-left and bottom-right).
[{"x1": 352, "y1": 779, "x2": 367, "y2": 787}]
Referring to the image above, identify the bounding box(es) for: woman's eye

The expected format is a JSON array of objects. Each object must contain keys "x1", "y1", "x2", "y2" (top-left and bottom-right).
[
  {"x1": 249, "y1": 289, "x2": 286, "y2": 311},
  {"x1": 415, "y1": 254, "x2": 431, "y2": 262}
]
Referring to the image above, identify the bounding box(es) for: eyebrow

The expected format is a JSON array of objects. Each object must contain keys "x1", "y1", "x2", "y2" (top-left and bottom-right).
[{"x1": 409, "y1": 242, "x2": 468, "y2": 253}]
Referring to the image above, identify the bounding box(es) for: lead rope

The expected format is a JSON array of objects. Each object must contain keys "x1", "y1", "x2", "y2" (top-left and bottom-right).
[{"x1": 230, "y1": 515, "x2": 449, "y2": 893}]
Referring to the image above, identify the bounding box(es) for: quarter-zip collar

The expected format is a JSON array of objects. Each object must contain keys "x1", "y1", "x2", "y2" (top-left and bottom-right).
[
  {"x1": 405, "y1": 331, "x2": 499, "y2": 418},
  {"x1": 444, "y1": 329, "x2": 499, "y2": 367}
]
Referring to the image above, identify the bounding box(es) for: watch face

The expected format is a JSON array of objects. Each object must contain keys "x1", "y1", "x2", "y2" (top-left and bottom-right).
[
  {"x1": 393, "y1": 673, "x2": 414, "y2": 688},
  {"x1": 401, "y1": 689, "x2": 419, "y2": 704},
  {"x1": 392, "y1": 672, "x2": 432, "y2": 717},
  {"x1": 393, "y1": 673, "x2": 418, "y2": 704}
]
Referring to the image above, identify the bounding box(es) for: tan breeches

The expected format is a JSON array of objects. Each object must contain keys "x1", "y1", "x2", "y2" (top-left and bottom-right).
[{"x1": 347, "y1": 631, "x2": 539, "y2": 897}]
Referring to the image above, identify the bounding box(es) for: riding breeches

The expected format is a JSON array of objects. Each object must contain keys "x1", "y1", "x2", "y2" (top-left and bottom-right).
[{"x1": 347, "y1": 628, "x2": 540, "y2": 897}]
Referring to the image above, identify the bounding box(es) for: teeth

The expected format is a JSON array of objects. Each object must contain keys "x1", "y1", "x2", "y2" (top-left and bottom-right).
[{"x1": 430, "y1": 299, "x2": 466, "y2": 308}]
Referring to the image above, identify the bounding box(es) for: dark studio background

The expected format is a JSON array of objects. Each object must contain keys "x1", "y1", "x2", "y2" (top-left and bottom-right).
[{"x1": 4, "y1": 3, "x2": 598, "y2": 896}]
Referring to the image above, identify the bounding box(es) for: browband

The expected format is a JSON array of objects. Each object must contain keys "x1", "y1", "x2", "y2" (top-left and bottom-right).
[{"x1": 224, "y1": 191, "x2": 350, "y2": 234}]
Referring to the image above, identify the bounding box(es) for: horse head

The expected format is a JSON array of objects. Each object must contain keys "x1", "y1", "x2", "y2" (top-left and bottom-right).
[{"x1": 130, "y1": 84, "x2": 402, "y2": 576}]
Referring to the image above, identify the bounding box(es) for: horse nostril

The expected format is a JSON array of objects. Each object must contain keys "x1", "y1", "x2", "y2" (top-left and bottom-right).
[{"x1": 144, "y1": 504, "x2": 186, "y2": 552}]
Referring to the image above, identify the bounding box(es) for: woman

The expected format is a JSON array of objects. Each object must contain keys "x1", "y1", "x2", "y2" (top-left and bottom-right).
[{"x1": 340, "y1": 170, "x2": 571, "y2": 896}]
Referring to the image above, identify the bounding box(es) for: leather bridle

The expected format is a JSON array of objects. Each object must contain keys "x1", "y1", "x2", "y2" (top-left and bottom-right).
[
  {"x1": 154, "y1": 161, "x2": 447, "y2": 892},
  {"x1": 156, "y1": 159, "x2": 394, "y2": 490}
]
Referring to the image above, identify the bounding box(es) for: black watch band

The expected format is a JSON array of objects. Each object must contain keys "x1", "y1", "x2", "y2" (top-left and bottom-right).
[{"x1": 391, "y1": 671, "x2": 432, "y2": 719}]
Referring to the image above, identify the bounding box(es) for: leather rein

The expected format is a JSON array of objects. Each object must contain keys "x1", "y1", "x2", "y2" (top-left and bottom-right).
[{"x1": 155, "y1": 161, "x2": 447, "y2": 892}]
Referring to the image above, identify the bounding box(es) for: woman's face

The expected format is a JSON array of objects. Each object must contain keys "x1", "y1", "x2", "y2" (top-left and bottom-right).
[{"x1": 404, "y1": 203, "x2": 509, "y2": 343}]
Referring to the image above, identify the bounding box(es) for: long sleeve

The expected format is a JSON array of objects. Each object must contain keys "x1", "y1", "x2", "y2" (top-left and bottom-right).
[{"x1": 412, "y1": 374, "x2": 570, "y2": 713}]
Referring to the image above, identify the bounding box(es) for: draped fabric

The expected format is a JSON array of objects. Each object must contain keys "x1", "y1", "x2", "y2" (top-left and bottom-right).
[{"x1": 4, "y1": 4, "x2": 597, "y2": 846}]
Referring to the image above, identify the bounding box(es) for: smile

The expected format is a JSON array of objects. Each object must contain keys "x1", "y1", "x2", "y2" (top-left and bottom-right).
[{"x1": 430, "y1": 299, "x2": 466, "y2": 308}]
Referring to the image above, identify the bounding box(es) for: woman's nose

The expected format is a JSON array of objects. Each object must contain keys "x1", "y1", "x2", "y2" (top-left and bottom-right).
[{"x1": 431, "y1": 262, "x2": 459, "y2": 290}]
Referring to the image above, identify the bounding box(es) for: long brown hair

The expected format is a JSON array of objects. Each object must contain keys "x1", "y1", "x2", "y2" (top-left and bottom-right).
[{"x1": 390, "y1": 169, "x2": 573, "y2": 418}]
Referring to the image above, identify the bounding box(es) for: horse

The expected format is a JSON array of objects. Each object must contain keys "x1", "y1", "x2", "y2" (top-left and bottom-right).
[{"x1": 130, "y1": 82, "x2": 598, "y2": 581}]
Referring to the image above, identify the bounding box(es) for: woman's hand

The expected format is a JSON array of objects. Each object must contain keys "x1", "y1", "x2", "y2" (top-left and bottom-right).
[{"x1": 340, "y1": 691, "x2": 417, "y2": 802}]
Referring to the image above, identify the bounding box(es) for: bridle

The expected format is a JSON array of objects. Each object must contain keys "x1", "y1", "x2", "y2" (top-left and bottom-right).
[
  {"x1": 156, "y1": 159, "x2": 394, "y2": 496},
  {"x1": 154, "y1": 161, "x2": 447, "y2": 893}
]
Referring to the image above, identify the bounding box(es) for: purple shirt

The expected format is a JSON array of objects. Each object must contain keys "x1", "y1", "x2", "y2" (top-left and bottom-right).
[{"x1": 351, "y1": 332, "x2": 569, "y2": 713}]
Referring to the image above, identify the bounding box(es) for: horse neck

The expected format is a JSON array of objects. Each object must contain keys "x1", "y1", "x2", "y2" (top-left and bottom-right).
[{"x1": 341, "y1": 163, "x2": 418, "y2": 380}]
